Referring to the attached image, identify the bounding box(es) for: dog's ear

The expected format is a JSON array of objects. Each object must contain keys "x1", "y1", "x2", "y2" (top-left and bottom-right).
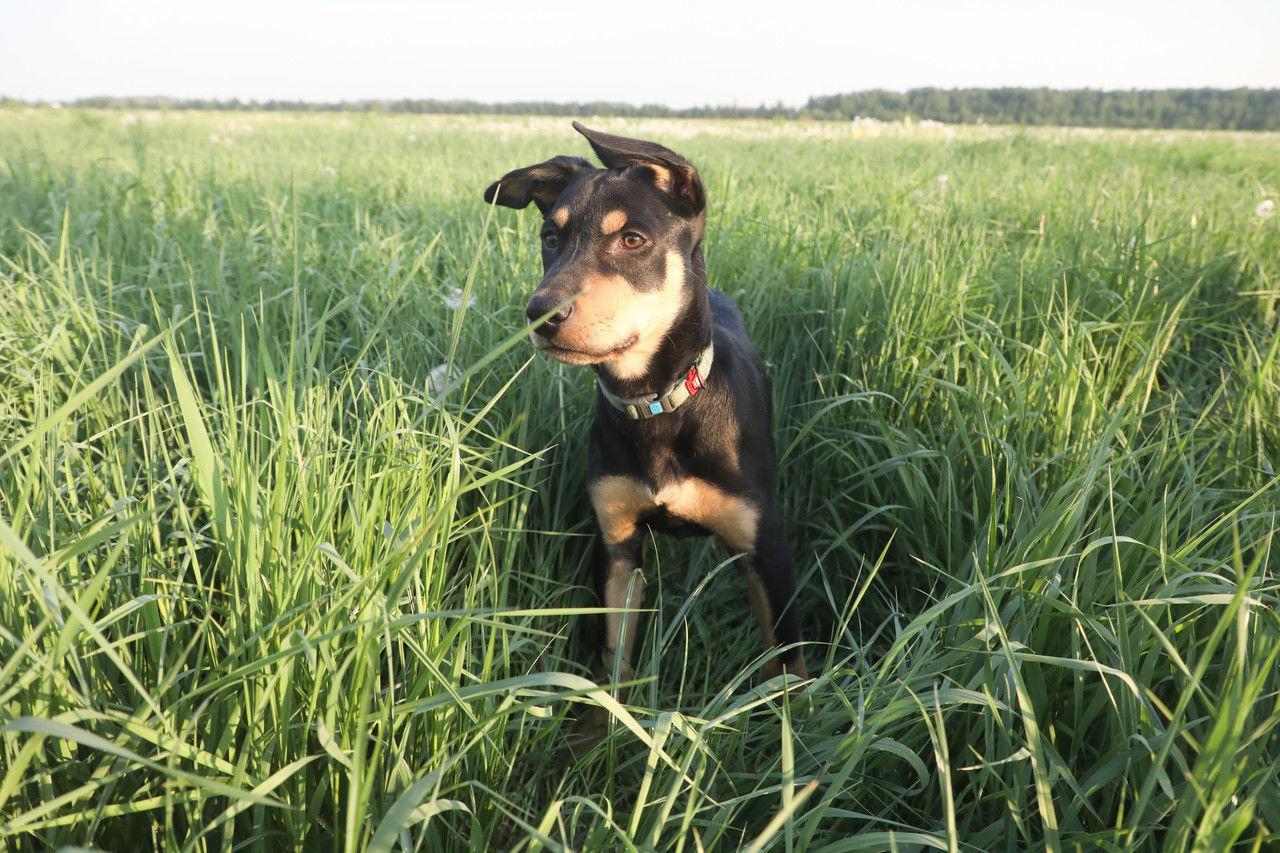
[
  {"x1": 572, "y1": 121, "x2": 705, "y2": 217},
  {"x1": 483, "y1": 155, "x2": 595, "y2": 215}
]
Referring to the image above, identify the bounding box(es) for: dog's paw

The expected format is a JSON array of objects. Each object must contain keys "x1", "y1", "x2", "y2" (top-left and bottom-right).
[{"x1": 560, "y1": 705, "x2": 610, "y2": 760}]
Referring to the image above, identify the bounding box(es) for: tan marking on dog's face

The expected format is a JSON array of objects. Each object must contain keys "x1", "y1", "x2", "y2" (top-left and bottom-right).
[
  {"x1": 551, "y1": 206, "x2": 570, "y2": 227},
  {"x1": 532, "y1": 272, "x2": 634, "y2": 363},
  {"x1": 531, "y1": 251, "x2": 686, "y2": 377},
  {"x1": 602, "y1": 250, "x2": 687, "y2": 380},
  {"x1": 600, "y1": 209, "x2": 627, "y2": 234}
]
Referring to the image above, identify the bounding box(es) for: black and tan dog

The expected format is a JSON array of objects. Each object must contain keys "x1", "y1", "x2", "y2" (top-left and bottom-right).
[{"x1": 484, "y1": 122, "x2": 807, "y2": 700}]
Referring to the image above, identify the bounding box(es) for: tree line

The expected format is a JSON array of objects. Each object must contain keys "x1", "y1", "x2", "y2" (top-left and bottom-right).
[
  {"x1": 7, "y1": 88, "x2": 1278, "y2": 130},
  {"x1": 804, "y1": 87, "x2": 1280, "y2": 130}
]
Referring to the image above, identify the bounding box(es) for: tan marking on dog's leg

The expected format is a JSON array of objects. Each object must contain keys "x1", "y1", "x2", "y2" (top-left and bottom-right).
[
  {"x1": 706, "y1": 493, "x2": 759, "y2": 553},
  {"x1": 589, "y1": 475, "x2": 654, "y2": 545},
  {"x1": 589, "y1": 476, "x2": 654, "y2": 681},
  {"x1": 743, "y1": 570, "x2": 783, "y2": 677},
  {"x1": 655, "y1": 477, "x2": 759, "y2": 553},
  {"x1": 745, "y1": 570, "x2": 808, "y2": 681},
  {"x1": 600, "y1": 209, "x2": 627, "y2": 234},
  {"x1": 602, "y1": 566, "x2": 644, "y2": 681}
]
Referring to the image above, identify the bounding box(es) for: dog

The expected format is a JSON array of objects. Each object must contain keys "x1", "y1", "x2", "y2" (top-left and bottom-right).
[{"x1": 483, "y1": 122, "x2": 807, "y2": 707}]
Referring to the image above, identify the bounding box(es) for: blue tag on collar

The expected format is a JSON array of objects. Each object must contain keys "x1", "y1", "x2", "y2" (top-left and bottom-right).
[{"x1": 648, "y1": 401, "x2": 664, "y2": 415}]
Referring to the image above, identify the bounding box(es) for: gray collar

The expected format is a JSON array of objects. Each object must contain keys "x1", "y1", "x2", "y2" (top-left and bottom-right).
[{"x1": 597, "y1": 342, "x2": 714, "y2": 420}]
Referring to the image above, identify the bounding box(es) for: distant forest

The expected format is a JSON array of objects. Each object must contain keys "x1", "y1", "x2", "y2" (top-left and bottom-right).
[
  {"x1": 806, "y1": 87, "x2": 1280, "y2": 130},
  {"x1": 12, "y1": 88, "x2": 1280, "y2": 130}
]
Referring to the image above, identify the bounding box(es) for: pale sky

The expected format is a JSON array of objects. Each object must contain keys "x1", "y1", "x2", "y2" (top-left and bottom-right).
[{"x1": 3, "y1": 0, "x2": 1277, "y2": 108}]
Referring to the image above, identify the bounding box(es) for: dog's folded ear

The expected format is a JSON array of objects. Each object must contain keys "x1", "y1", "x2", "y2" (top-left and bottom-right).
[
  {"x1": 483, "y1": 155, "x2": 595, "y2": 215},
  {"x1": 572, "y1": 121, "x2": 706, "y2": 217}
]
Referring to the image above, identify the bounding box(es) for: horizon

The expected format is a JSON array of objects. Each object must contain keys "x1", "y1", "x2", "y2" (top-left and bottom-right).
[{"x1": 13, "y1": 83, "x2": 1280, "y2": 112}]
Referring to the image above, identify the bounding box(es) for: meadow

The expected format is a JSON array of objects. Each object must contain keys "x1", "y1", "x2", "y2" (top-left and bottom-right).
[{"x1": 1, "y1": 109, "x2": 1278, "y2": 851}]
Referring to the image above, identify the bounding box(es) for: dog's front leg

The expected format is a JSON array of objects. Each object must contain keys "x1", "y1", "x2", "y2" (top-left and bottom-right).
[
  {"x1": 566, "y1": 530, "x2": 643, "y2": 752},
  {"x1": 592, "y1": 534, "x2": 645, "y2": 682},
  {"x1": 741, "y1": 516, "x2": 807, "y2": 681},
  {"x1": 588, "y1": 475, "x2": 652, "y2": 681}
]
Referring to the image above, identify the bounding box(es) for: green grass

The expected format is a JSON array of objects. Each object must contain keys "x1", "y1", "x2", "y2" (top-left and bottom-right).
[{"x1": 1, "y1": 109, "x2": 1278, "y2": 851}]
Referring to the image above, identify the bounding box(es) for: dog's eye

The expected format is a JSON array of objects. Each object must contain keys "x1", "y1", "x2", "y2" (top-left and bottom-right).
[
  {"x1": 542, "y1": 232, "x2": 559, "y2": 250},
  {"x1": 621, "y1": 232, "x2": 647, "y2": 250}
]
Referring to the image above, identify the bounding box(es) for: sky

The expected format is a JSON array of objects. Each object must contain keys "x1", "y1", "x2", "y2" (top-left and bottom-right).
[{"x1": 3, "y1": 0, "x2": 1278, "y2": 108}]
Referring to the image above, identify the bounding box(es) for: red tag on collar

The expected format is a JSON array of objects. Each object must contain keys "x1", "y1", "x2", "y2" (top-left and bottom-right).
[{"x1": 684, "y1": 366, "x2": 704, "y2": 396}]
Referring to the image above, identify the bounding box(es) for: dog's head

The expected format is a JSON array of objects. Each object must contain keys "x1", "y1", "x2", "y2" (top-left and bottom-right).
[{"x1": 483, "y1": 123, "x2": 706, "y2": 380}]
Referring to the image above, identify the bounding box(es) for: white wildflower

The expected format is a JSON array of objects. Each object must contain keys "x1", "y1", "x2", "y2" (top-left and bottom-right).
[
  {"x1": 427, "y1": 363, "x2": 459, "y2": 398},
  {"x1": 444, "y1": 287, "x2": 475, "y2": 310},
  {"x1": 322, "y1": 165, "x2": 337, "y2": 177},
  {"x1": 936, "y1": 174, "x2": 949, "y2": 185},
  {"x1": 1255, "y1": 200, "x2": 1275, "y2": 218}
]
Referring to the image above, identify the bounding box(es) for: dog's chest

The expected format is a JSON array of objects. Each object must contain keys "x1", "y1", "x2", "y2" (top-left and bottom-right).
[{"x1": 589, "y1": 472, "x2": 758, "y2": 553}]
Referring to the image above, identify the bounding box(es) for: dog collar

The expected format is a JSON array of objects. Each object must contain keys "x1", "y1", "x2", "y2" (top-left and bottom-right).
[{"x1": 597, "y1": 342, "x2": 714, "y2": 420}]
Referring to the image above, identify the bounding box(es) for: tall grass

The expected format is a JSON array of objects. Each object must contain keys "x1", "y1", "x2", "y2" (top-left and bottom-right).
[{"x1": 2, "y1": 110, "x2": 1278, "y2": 850}]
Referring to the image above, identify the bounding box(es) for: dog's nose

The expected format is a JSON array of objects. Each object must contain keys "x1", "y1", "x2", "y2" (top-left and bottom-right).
[{"x1": 526, "y1": 292, "x2": 573, "y2": 333}]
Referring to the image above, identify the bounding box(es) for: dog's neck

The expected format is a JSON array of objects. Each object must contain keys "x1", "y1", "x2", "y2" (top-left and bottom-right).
[{"x1": 595, "y1": 247, "x2": 712, "y2": 401}]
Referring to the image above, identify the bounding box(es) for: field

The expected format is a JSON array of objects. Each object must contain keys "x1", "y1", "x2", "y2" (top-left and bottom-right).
[{"x1": 2, "y1": 109, "x2": 1278, "y2": 851}]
